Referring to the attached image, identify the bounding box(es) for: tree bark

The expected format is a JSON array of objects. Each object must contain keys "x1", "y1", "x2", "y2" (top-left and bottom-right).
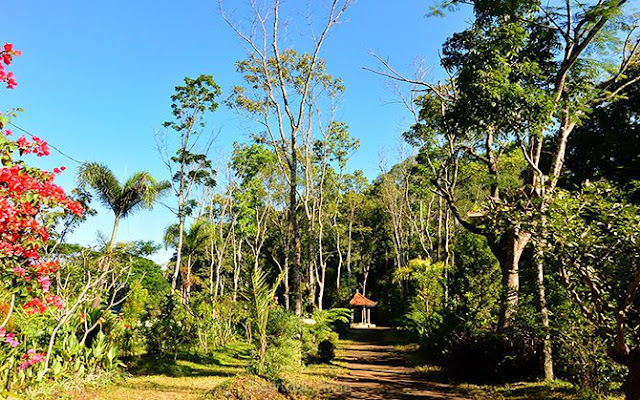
[
  {"x1": 290, "y1": 152, "x2": 303, "y2": 315},
  {"x1": 495, "y1": 228, "x2": 532, "y2": 329},
  {"x1": 535, "y1": 237, "x2": 554, "y2": 380},
  {"x1": 623, "y1": 350, "x2": 640, "y2": 400}
]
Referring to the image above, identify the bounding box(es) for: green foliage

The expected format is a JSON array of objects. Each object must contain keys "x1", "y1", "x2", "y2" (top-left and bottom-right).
[
  {"x1": 78, "y1": 162, "x2": 170, "y2": 220},
  {"x1": 39, "y1": 312, "x2": 125, "y2": 385},
  {"x1": 553, "y1": 306, "x2": 627, "y2": 393},
  {"x1": 164, "y1": 74, "x2": 221, "y2": 132},
  {"x1": 128, "y1": 256, "x2": 170, "y2": 306},
  {"x1": 448, "y1": 231, "x2": 502, "y2": 331},
  {"x1": 546, "y1": 180, "x2": 640, "y2": 393},
  {"x1": 394, "y1": 258, "x2": 446, "y2": 315},
  {"x1": 243, "y1": 267, "x2": 284, "y2": 376},
  {"x1": 301, "y1": 308, "x2": 350, "y2": 363},
  {"x1": 141, "y1": 294, "x2": 196, "y2": 359},
  {"x1": 548, "y1": 181, "x2": 640, "y2": 339},
  {"x1": 190, "y1": 293, "x2": 244, "y2": 352},
  {"x1": 259, "y1": 309, "x2": 302, "y2": 379},
  {"x1": 563, "y1": 62, "x2": 640, "y2": 197}
]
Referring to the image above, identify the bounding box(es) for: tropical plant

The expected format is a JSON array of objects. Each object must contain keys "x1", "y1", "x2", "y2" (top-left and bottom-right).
[
  {"x1": 244, "y1": 267, "x2": 284, "y2": 375},
  {"x1": 78, "y1": 162, "x2": 170, "y2": 255},
  {"x1": 77, "y1": 162, "x2": 169, "y2": 307},
  {"x1": 0, "y1": 42, "x2": 85, "y2": 392}
]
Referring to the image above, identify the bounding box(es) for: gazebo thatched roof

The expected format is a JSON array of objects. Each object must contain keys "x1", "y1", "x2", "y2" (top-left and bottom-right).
[{"x1": 349, "y1": 292, "x2": 378, "y2": 307}]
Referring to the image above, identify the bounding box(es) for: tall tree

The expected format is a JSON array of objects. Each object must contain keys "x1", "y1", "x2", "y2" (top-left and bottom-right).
[
  {"x1": 548, "y1": 182, "x2": 640, "y2": 399},
  {"x1": 376, "y1": 0, "x2": 639, "y2": 328},
  {"x1": 77, "y1": 162, "x2": 169, "y2": 306},
  {"x1": 563, "y1": 61, "x2": 640, "y2": 193},
  {"x1": 220, "y1": 0, "x2": 352, "y2": 315},
  {"x1": 372, "y1": 0, "x2": 638, "y2": 380},
  {"x1": 161, "y1": 75, "x2": 219, "y2": 296}
]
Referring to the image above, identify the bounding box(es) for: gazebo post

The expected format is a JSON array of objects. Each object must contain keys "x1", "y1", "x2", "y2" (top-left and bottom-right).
[{"x1": 367, "y1": 308, "x2": 371, "y2": 325}]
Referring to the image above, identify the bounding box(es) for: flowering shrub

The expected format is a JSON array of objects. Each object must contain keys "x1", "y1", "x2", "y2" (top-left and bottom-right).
[
  {"x1": 0, "y1": 43, "x2": 20, "y2": 89},
  {"x1": 0, "y1": 42, "x2": 84, "y2": 389}
]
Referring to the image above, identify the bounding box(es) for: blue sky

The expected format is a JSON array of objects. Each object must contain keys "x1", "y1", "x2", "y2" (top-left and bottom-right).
[{"x1": 1, "y1": 0, "x2": 471, "y2": 264}]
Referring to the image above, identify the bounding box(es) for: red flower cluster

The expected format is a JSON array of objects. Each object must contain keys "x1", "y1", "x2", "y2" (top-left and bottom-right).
[
  {"x1": 0, "y1": 161, "x2": 84, "y2": 260},
  {"x1": 1, "y1": 39, "x2": 83, "y2": 374},
  {"x1": 23, "y1": 297, "x2": 46, "y2": 315},
  {"x1": 18, "y1": 349, "x2": 46, "y2": 370},
  {"x1": 16, "y1": 135, "x2": 50, "y2": 157},
  {"x1": 46, "y1": 294, "x2": 64, "y2": 311},
  {"x1": 0, "y1": 43, "x2": 20, "y2": 89},
  {"x1": 32, "y1": 260, "x2": 61, "y2": 275}
]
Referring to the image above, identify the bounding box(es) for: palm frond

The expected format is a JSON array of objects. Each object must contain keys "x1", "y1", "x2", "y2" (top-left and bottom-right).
[
  {"x1": 77, "y1": 162, "x2": 122, "y2": 211},
  {"x1": 163, "y1": 223, "x2": 181, "y2": 249},
  {"x1": 79, "y1": 163, "x2": 169, "y2": 219}
]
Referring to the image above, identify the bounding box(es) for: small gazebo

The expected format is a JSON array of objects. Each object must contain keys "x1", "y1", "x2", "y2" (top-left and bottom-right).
[{"x1": 349, "y1": 292, "x2": 378, "y2": 328}]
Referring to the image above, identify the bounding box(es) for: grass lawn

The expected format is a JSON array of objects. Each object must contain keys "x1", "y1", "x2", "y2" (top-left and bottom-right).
[
  {"x1": 34, "y1": 344, "x2": 249, "y2": 400},
  {"x1": 34, "y1": 342, "x2": 346, "y2": 400}
]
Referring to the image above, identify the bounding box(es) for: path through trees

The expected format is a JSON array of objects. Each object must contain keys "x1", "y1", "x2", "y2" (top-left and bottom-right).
[{"x1": 336, "y1": 328, "x2": 468, "y2": 399}]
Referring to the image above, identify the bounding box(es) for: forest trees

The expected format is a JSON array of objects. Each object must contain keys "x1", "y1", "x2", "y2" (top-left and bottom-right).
[
  {"x1": 548, "y1": 182, "x2": 640, "y2": 399},
  {"x1": 160, "y1": 75, "x2": 219, "y2": 299},
  {"x1": 370, "y1": 0, "x2": 640, "y2": 381},
  {"x1": 220, "y1": 0, "x2": 352, "y2": 314}
]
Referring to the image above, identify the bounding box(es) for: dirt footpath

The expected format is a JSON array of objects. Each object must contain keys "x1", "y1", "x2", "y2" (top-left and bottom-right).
[{"x1": 334, "y1": 327, "x2": 469, "y2": 400}]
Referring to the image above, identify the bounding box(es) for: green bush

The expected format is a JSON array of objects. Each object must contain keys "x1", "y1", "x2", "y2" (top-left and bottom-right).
[
  {"x1": 317, "y1": 339, "x2": 336, "y2": 363},
  {"x1": 252, "y1": 308, "x2": 302, "y2": 378},
  {"x1": 301, "y1": 308, "x2": 349, "y2": 363},
  {"x1": 141, "y1": 294, "x2": 196, "y2": 358}
]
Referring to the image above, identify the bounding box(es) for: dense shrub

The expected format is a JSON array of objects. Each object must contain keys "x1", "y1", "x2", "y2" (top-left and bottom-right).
[
  {"x1": 248, "y1": 308, "x2": 302, "y2": 378},
  {"x1": 317, "y1": 339, "x2": 336, "y2": 362},
  {"x1": 446, "y1": 328, "x2": 541, "y2": 383},
  {"x1": 301, "y1": 308, "x2": 349, "y2": 363},
  {"x1": 141, "y1": 294, "x2": 196, "y2": 358}
]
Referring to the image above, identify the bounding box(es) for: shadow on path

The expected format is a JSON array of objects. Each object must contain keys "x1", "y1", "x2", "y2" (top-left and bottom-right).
[{"x1": 334, "y1": 327, "x2": 469, "y2": 400}]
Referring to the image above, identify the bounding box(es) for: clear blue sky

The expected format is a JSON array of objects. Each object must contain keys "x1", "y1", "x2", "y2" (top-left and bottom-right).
[{"x1": 1, "y1": 0, "x2": 471, "y2": 264}]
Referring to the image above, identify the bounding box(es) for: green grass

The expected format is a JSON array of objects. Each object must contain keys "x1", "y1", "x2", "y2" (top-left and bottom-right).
[
  {"x1": 34, "y1": 341, "x2": 346, "y2": 400},
  {"x1": 28, "y1": 344, "x2": 251, "y2": 400}
]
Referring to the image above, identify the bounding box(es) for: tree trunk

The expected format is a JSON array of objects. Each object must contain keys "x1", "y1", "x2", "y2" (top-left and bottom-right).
[
  {"x1": 362, "y1": 265, "x2": 369, "y2": 298},
  {"x1": 232, "y1": 237, "x2": 242, "y2": 302},
  {"x1": 283, "y1": 259, "x2": 290, "y2": 310},
  {"x1": 623, "y1": 350, "x2": 640, "y2": 400},
  {"x1": 437, "y1": 197, "x2": 443, "y2": 261},
  {"x1": 107, "y1": 214, "x2": 120, "y2": 253},
  {"x1": 171, "y1": 213, "x2": 186, "y2": 294},
  {"x1": 496, "y1": 228, "x2": 532, "y2": 329},
  {"x1": 92, "y1": 214, "x2": 120, "y2": 309},
  {"x1": 335, "y1": 209, "x2": 343, "y2": 292},
  {"x1": 346, "y1": 216, "x2": 354, "y2": 294},
  {"x1": 444, "y1": 208, "x2": 451, "y2": 306},
  {"x1": 289, "y1": 138, "x2": 302, "y2": 315},
  {"x1": 535, "y1": 239, "x2": 554, "y2": 380}
]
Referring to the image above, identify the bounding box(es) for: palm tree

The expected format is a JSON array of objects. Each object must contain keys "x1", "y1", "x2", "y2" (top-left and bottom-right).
[
  {"x1": 78, "y1": 162, "x2": 170, "y2": 307},
  {"x1": 163, "y1": 219, "x2": 211, "y2": 301},
  {"x1": 78, "y1": 162, "x2": 170, "y2": 253}
]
